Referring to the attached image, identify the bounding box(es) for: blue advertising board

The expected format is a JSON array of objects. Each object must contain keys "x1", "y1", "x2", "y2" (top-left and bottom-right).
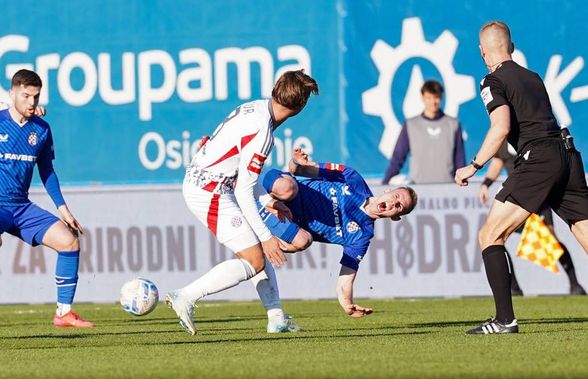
[
  {"x1": 344, "y1": 0, "x2": 588, "y2": 178},
  {"x1": 0, "y1": 0, "x2": 341, "y2": 184},
  {"x1": 1, "y1": 0, "x2": 587, "y2": 185}
]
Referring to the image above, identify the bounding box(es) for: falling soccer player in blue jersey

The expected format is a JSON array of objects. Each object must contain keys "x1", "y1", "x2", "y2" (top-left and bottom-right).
[
  {"x1": 0, "y1": 69, "x2": 93, "y2": 328},
  {"x1": 251, "y1": 147, "x2": 418, "y2": 332}
]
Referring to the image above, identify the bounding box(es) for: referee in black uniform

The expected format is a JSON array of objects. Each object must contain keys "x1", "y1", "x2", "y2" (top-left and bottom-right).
[{"x1": 455, "y1": 21, "x2": 588, "y2": 334}]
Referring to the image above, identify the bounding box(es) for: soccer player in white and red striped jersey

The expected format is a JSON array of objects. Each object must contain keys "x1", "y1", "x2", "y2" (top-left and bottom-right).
[{"x1": 166, "y1": 70, "x2": 318, "y2": 335}]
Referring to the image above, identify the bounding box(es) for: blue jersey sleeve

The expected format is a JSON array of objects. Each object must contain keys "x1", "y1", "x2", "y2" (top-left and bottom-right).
[
  {"x1": 316, "y1": 162, "x2": 346, "y2": 182},
  {"x1": 318, "y1": 164, "x2": 369, "y2": 191},
  {"x1": 340, "y1": 238, "x2": 371, "y2": 271},
  {"x1": 37, "y1": 128, "x2": 65, "y2": 207},
  {"x1": 318, "y1": 164, "x2": 373, "y2": 200}
]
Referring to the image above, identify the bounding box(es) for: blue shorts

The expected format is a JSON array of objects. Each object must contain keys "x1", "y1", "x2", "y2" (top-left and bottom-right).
[
  {"x1": 0, "y1": 202, "x2": 60, "y2": 246},
  {"x1": 258, "y1": 204, "x2": 299, "y2": 244}
]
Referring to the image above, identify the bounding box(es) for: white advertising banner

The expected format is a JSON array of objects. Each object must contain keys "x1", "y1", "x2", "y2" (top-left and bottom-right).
[{"x1": 0, "y1": 182, "x2": 586, "y2": 304}]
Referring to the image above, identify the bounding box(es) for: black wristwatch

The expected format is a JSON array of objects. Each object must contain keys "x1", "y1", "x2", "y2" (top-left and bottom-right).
[{"x1": 470, "y1": 158, "x2": 484, "y2": 170}]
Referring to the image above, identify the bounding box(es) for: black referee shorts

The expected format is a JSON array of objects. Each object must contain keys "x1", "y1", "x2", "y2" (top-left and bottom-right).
[
  {"x1": 495, "y1": 138, "x2": 588, "y2": 225},
  {"x1": 513, "y1": 204, "x2": 553, "y2": 234}
]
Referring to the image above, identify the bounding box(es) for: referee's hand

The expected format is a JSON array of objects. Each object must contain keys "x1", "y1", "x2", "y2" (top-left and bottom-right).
[
  {"x1": 479, "y1": 184, "x2": 490, "y2": 206},
  {"x1": 454, "y1": 165, "x2": 477, "y2": 186}
]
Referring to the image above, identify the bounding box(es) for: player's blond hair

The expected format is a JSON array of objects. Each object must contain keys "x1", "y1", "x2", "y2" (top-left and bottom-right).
[
  {"x1": 272, "y1": 70, "x2": 319, "y2": 112},
  {"x1": 480, "y1": 21, "x2": 513, "y2": 54}
]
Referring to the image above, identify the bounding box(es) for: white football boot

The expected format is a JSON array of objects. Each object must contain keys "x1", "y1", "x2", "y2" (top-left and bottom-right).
[
  {"x1": 165, "y1": 291, "x2": 197, "y2": 335},
  {"x1": 267, "y1": 315, "x2": 303, "y2": 333}
]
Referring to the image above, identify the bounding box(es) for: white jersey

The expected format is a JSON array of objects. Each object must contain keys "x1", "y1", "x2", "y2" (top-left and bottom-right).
[{"x1": 186, "y1": 99, "x2": 275, "y2": 242}]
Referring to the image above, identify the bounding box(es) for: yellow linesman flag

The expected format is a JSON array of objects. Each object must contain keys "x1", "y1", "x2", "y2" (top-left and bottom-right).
[{"x1": 516, "y1": 213, "x2": 564, "y2": 273}]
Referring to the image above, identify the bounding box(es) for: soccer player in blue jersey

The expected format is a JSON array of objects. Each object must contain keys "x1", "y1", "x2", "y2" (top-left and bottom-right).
[
  {"x1": 251, "y1": 148, "x2": 417, "y2": 331},
  {"x1": 0, "y1": 69, "x2": 92, "y2": 328}
]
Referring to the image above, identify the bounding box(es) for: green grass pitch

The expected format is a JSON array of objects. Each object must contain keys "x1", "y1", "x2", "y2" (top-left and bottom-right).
[{"x1": 0, "y1": 296, "x2": 587, "y2": 379}]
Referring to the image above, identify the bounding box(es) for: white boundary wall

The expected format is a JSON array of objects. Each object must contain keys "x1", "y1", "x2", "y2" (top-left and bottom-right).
[{"x1": 0, "y1": 182, "x2": 586, "y2": 303}]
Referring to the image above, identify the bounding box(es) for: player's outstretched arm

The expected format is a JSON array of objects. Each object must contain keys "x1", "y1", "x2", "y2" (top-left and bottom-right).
[
  {"x1": 288, "y1": 147, "x2": 319, "y2": 178},
  {"x1": 336, "y1": 265, "x2": 373, "y2": 318},
  {"x1": 36, "y1": 131, "x2": 83, "y2": 235}
]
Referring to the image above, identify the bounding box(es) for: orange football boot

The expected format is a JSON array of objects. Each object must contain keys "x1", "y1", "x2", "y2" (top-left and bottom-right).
[{"x1": 53, "y1": 311, "x2": 94, "y2": 328}]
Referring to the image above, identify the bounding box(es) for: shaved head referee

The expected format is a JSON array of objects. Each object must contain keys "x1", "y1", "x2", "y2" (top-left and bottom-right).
[{"x1": 455, "y1": 21, "x2": 588, "y2": 334}]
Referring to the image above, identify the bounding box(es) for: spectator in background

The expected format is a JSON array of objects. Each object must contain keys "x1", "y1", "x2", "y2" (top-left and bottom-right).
[
  {"x1": 480, "y1": 142, "x2": 587, "y2": 296},
  {"x1": 382, "y1": 80, "x2": 465, "y2": 184}
]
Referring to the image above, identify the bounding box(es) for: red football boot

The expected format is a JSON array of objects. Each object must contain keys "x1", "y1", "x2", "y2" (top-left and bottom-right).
[{"x1": 53, "y1": 311, "x2": 94, "y2": 328}]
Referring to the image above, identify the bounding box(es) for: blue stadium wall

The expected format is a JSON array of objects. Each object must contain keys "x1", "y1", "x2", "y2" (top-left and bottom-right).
[{"x1": 1, "y1": 0, "x2": 587, "y2": 185}]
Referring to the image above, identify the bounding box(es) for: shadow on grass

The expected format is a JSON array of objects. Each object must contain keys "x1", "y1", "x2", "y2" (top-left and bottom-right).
[
  {"x1": 150, "y1": 329, "x2": 434, "y2": 346},
  {"x1": 1, "y1": 329, "x2": 179, "y2": 341},
  {"x1": 1, "y1": 333, "x2": 91, "y2": 341},
  {"x1": 2, "y1": 329, "x2": 433, "y2": 350},
  {"x1": 0, "y1": 314, "x2": 269, "y2": 329},
  {"x1": 408, "y1": 317, "x2": 588, "y2": 329},
  {"x1": 2, "y1": 323, "x2": 279, "y2": 345},
  {"x1": 103, "y1": 314, "x2": 267, "y2": 323}
]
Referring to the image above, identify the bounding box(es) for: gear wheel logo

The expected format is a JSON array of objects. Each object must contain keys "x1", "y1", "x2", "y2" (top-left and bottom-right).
[{"x1": 362, "y1": 17, "x2": 476, "y2": 158}]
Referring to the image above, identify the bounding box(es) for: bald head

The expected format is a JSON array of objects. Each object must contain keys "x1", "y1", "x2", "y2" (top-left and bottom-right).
[
  {"x1": 271, "y1": 174, "x2": 299, "y2": 201},
  {"x1": 479, "y1": 21, "x2": 513, "y2": 55}
]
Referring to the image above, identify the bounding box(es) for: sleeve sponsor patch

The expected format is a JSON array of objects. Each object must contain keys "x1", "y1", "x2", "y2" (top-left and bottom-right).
[
  {"x1": 480, "y1": 87, "x2": 494, "y2": 106},
  {"x1": 247, "y1": 153, "x2": 266, "y2": 174},
  {"x1": 325, "y1": 163, "x2": 345, "y2": 171}
]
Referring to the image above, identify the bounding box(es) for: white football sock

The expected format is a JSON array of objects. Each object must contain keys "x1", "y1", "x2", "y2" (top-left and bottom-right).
[
  {"x1": 180, "y1": 258, "x2": 256, "y2": 302},
  {"x1": 250, "y1": 257, "x2": 284, "y2": 322},
  {"x1": 56, "y1": 303, "x2": 71, "y2": 317}
]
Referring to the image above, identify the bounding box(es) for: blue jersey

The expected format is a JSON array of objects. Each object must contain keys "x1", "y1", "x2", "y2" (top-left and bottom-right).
[
  {"x1": 0, "y1": 109, "x2": 55, "y2": 205},
  {"x1": 286, "y1": 164, "x2": 374, "y2": 270}
]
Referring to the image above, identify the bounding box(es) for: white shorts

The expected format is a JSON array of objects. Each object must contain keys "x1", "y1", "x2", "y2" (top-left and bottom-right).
[{"x1": 182, "y1": 180, "x2": 260, "y2": 253}]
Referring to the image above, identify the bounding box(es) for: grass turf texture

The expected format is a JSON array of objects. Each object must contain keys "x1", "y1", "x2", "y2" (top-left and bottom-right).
[{"x1": 0, "y1": 297, "x2": 586, "y2": 379}]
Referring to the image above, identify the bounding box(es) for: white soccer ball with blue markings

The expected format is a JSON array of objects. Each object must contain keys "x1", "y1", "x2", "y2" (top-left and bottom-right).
[{"x1": 120, "y1": 278, "x2": 159, "y2": 316}]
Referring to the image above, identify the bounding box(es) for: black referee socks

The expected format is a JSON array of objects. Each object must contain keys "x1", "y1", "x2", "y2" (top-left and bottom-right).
[
  {"x1": 558, "y1": 243, "x2": 580, "y2": 286},
  {"x1": 482, "y1": 245, "x2": 515, "y2": 324}
]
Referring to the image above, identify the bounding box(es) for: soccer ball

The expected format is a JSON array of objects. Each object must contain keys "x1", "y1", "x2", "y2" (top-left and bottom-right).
[{"x1": 120, "y1": 278, "x2": 159, "y2": 316}]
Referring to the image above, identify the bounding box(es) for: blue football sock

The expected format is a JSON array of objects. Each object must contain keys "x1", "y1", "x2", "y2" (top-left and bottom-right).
[{"x1": 55, "y1": 250, "x2": 80, "y2": 305}]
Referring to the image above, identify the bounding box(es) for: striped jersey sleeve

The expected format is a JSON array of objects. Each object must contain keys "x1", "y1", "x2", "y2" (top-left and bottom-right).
[{"x1": 234, "y1": 120, "x2": 274, "y2": 241}]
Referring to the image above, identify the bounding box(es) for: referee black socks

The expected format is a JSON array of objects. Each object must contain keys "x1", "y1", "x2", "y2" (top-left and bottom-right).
[
  {"x1": 482, "y1": 245, "x2": 515, "y2": 324},
  {"x1": 559, "y1": 243, "x2": 580, "y2": 286}
]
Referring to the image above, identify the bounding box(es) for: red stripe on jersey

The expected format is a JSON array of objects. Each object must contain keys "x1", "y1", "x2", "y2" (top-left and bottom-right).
[
  {"x1": 198, "y1": 136, "x2": 210, "y2": 149},
  {"x1": 202, "y1": 181, "x2": 218, "y2": 192},
  {"x1": 207, "y1": 193, "x2": 221, "y2": 236},
  {"x1": 326, "y1": 163, "x2": 345, "y2": 171},
  {"x1": 247, "y1": 153, "x2": 266, "y2": 174},
  {"x1": 205, "y1": 145, "x2": 239, "y2": 168},
  {"x1": 240, "y1": 131, "x2": 259, "y2": 149}
]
